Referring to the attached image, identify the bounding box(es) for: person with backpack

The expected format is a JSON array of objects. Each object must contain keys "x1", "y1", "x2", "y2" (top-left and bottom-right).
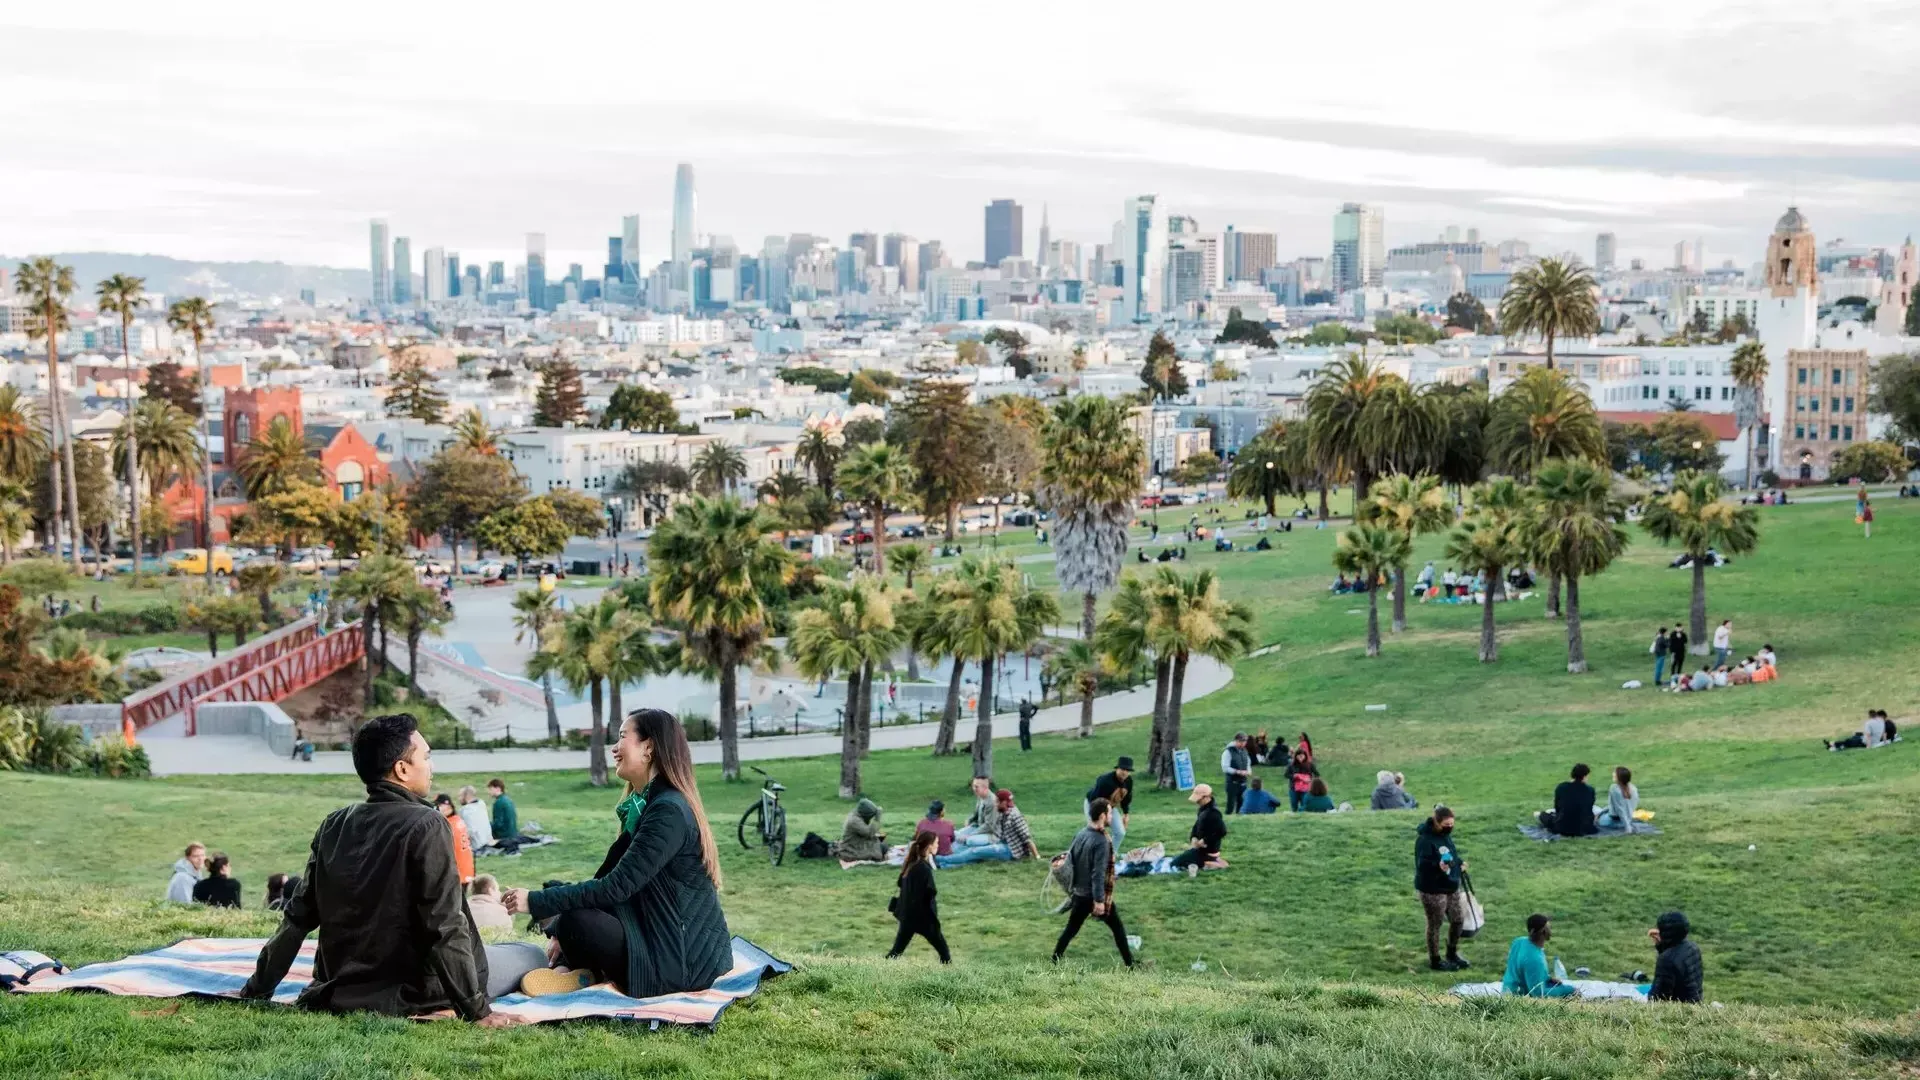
[
  {"x1": 885, "y1": 831, "x2": 950, "y2": 964},
  {"x1": 1050, "y1": 798, "x2": 1134, "y2": 968},
  {"x1": 1651, "y1": 626, "x2": 1670, "y2": 687}
]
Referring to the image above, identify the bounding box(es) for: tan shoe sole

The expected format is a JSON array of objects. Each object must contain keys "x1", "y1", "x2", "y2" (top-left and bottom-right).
[{"x1": 520, "y1": 968, "x2": 595, "y2": 997}]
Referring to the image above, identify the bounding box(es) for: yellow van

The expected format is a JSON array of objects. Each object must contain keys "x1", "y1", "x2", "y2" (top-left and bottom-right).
[{"x1": 167, "y1": 547, "x2": 235, "y2": 576}]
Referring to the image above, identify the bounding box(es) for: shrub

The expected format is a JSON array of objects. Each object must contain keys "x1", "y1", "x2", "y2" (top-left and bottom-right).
[
  {"x1": 59, "y1": 604, "x2": 183, "y2": 635},
  {"x1": 0, "y1": 707, "x2": 90, "y2": 774},
  {"x1": 89, "y1": 738, "x2": 151, "y2": 778}
]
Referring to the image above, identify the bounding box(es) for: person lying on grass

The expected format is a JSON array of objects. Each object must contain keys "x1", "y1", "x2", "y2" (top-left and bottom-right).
[
  {"x1": 502, "y1": 708, "x2": 732, "y2": 1001},
  {"x1": 240, "y1": 713, "x2": 517, "y2": 1026}
]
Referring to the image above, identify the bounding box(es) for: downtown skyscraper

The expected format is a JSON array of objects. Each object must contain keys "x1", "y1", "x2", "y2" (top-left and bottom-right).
[
  {"x1": 526, "y1": 232, "x2": 547, "y2": 310},
  {"x1": 368, "y1": 219, "x2": 391, "y2": 307},
  {"x1": 391, "y1": 235, "x2": 412, "y2": 305},
  {"x1": 1118, "y1": 195, "x2": 1166, "y2": 323},
  {"x1": 672, "y1": 164, "x2": 697, "y2": 266},
  {"x1": 984, "y1": 198, "x2": 1022, "y2": 265},
  {"x1": 1331, "y1": 203, "x2": 1384, "y2": 292}
]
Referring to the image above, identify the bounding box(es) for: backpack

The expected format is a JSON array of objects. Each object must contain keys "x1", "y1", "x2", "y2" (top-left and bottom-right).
[
  {"x1": 0, "y1": 951, "x2": 64, "y2": 990},
  {"x1": 797, "y1": 832, "x2": 832, "y2": 859}
]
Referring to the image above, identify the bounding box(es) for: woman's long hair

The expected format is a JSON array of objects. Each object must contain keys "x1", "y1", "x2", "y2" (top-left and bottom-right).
[
  {"x1": 900, "y1": 829, "x2": 938, "y2": 882},
  {"x1": 627, "y1": 708, "x2": 723, "y2": 888},
  {"x1": 1615, "y1": 765, "x2": 1635, "y2": 799}
]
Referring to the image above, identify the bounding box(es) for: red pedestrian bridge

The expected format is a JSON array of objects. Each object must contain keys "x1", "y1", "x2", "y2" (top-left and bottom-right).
[{"x1": 122, "y1": 617, "x2": 368, "y2": 736}]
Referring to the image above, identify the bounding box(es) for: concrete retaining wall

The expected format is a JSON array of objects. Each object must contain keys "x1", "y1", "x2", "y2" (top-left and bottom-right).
[
  {"x1": 48, "y1": 704, "x2": 125, "y2": 739},
  {"x1": 194, "y1": 702, "x2": 299, "y2": 757}
]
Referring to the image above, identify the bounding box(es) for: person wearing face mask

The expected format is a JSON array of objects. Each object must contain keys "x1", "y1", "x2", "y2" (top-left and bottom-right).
[
  {"x1": 503, "y1": 708, "x2": 732, "y2": 1000},
  {"x1": 1414, "y1": 805, "x2": 1470, "y2": 972},
  {"x1": 1501, "y1": 914, "x2": 1575, "y2": 997}
]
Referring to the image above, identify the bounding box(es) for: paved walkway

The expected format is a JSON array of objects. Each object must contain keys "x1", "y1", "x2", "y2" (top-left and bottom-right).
[{"x1": 142, "y1": 655, "x2": 1233, "y2": 776}]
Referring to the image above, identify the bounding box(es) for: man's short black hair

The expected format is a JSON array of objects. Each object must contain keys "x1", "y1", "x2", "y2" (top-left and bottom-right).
[
  {"x1": 352, "y1": 713, "x2": 419, "y2": 786},
  {"x1": 1571, "y1": 762, "x2": 1591, "y2": 781},
  {"x1": 1089, "y1": 796, "x2": 1111, "y2": 822},
  {"x1": 1526, "y1": 913, "x2": 1550, "y2": 935}
]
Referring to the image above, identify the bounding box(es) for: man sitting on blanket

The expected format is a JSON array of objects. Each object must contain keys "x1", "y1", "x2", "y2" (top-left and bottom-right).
[
  {"x1": 1501, "y1": 913, "x2": 1576, "y2": 998},
  {"x1": 241, "y1": 714, "x2": 521, "y2": 1026}
]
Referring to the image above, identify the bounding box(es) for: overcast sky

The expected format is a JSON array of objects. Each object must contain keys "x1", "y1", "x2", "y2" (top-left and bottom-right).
[{"x1": 6, "y1": 0, "x2": 1917, "y2": 275}]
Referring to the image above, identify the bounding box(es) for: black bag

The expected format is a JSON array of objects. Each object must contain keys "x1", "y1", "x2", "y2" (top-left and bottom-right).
[
  {"x1": 797, "y1": 831, "x2": 832, "y2": 859},
  {"x1": 887, "y1": 895, "x2": 899, "y2": 914}
]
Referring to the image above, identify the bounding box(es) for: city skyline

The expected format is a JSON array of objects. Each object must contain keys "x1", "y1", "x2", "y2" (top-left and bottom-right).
[{"x1": 6, "y1": 1, "x2": 1916, "y2": 272}]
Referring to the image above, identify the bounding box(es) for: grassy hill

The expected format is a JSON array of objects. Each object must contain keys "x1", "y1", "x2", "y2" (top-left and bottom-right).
[{"x1": 4, "y1": 498, "x2": 1919, "y2": 1078}]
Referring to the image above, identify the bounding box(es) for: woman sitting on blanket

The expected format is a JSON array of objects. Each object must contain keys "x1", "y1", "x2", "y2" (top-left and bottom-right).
[
  {"x1": 1597, "y1": 766, "x2": 1638, "y2": 829},
  {"x1": 504, "y1": 708, "x2": 732, "y2": 1000}
]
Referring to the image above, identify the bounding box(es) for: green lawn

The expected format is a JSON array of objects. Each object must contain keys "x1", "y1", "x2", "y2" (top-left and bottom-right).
[{"x1": 4, "y1": 499, "x2": 1919, "y2": 1077}]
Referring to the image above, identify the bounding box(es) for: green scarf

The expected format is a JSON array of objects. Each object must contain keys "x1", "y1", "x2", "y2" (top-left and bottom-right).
[{"x1": 615, "y1": 790, "x2": 647, "y2": 835}]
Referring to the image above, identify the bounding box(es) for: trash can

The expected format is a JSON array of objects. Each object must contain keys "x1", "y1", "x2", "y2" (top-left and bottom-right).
[{"x1": 569, "y1": 559, "x2": 602, "y2": 576}]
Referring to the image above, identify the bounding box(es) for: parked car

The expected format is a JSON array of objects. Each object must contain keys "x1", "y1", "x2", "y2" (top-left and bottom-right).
[
  {"x1": 1140, "y1": 495, "x2": 1162, "y2": 508},
  {"x1": 413, "y1": 555, "x2": 454, "y2": 576},
  {"x1": 840, "y1": 528, "x2": 875, "y2": 544},
  {"x1": 1158, "y1": 493, "x2": 1186, "y2": 507},
  {"x1": 167, "y1": 547, "x2": 234, "y2": 576},
  {"x1": 898, "y1": 524, "x2": 926, "y2": 538},
  {"x1": 1005, "y1": 510, "x2": 1037, "y2": 527}
]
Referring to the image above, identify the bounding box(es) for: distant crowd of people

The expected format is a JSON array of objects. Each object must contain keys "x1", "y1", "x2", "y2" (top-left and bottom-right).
[{"x1": 1651, "y1": 623, "x2": 1778, "y2": 690}]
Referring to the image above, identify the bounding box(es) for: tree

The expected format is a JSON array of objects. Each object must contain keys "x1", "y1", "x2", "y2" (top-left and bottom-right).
[
  {"x1": 755, "y1": 468, "x2": 808, "y2": 515},
  {"x1": 392, "y1": 582, "x2": 451, "y2": 697},
  {"x1": 0, "y1": 387, "x2": 48, "y2": 484},
  {"x1": 1831, "y1": 440, "x2": 1911, "y2": 483},
  {"x1": 1730, "y1": 341, "x2": 1769, "y2": 484},
  {"x1": 166, "y1": 296, "x2": 218, "y2": 578},
  {"x1": 473, "y1": 498, "x2": 571, "y2": 571},
  {"x1": 1868, "y1": 353, "x2": 1920, "y2": 445},
  {"x1": 1908, "y1": 287, "x2": 1920, "y2": 337},
  {"x1": 1170, "y1": 451, "x2": 1219, "y2": 489},
  {"x1": 1038, "y1": 394, "x2": 1144, "y2": 736},
  {"x1": 1445, "y1": 292, "x2": 1492, "y2": 333},
  {"x1": 540, "y1": 488, "x2": 608, "y2": 539},
  {"x1": 450, "y1": 408, "x2": 497, "y2": 455},
  {"x1": 1305, "y1": 354, "x2": 1440, "y2": 512},
  {"x1": 1642, "y1": 470, "x2": 1758, "y2": 653},
  {"x1": 690, "y1": 442, "x2": 747, "y2": 495},
  {"x1": 321, "y1": 487, "x2": 405, "y2": 563},
  {"x1": 535, "y1": 595, "x2": 649, "y2": 786},
  {"x1": 111, "y1": 400, "x2": 200, "y2": 506},
  {"x1": 0, "y1": 484, "x2": 31, "y2": 565},
  {"x1": 144, "y1": 361, "x2": 202, "y2": 417},
  {"x1": 16, "y1": 257, "x2": 82, "y2": 571},
  {"x1": 32, "y1": 442, "x2": 111, "y2": 553},
  {"x1": 2, "y1": 561, "x2": 74, "y2": 605},
  {"x1": 1214, "y1": 307, "x2": 1277, "y2": 348},
  {"x1": 795, "y1": 426, "x2": 843, "y2": 491},
  {"x1": 838, "y1": 441, "x2": 916, "y2": 575},
  {"x1": 235, "y1": 562, "x2": 284, "y2": 627},
  {"x1": 789, "y1": 575, "x2": 902, "y2": 798},
  {"x1": 980, "y1": 328, "x2": 1032, "y2": 378},
  {"x1": 936, "y1": 557, "x2": 1057, "y2": 779},
  {"x1": 0, "y1": 586, "x2": 94, "y2": 706},
  {"x1": 1144, "y1": 568, "x2": 1252, "y2": 789},
  {"x1": 1332, "y1": 524, "x2": 1410, "y2": 657},
  {"x1": 776, "y1": 366, "x2": 850, "y2": 393},
  {"x1": 532, "y1": 358, "x2": 586, "y2": 427},
  {"x1": 1444, "y1": 477, "x2": 1525, "y2": 662},
  {"x1": 235, "y1": 415, "x2": 322, "y2": 500},
  {"x1": 898, "y1": 366, "x2": 985, "y2": 538},
  {"x1": 338, "y1": 553, "x2": 415, "y2": 706},
  {"x1": 1647, "y1": 414, "x2": 1726, "y2": 475},
  {"x1": 511, "y1": 588, "x2": 564, "y2": 740},
  {"x1": 1527, "y1": 458, "x2": 1630, "y2": 673},
  {"x1": 97, "y1": 273, "x2": 149, "y2": 579},
  {"x1": 903, "y1": 591, "x2": 965, "y2": 755},
  {"x1": 408, "y1": 448, "x2": 525, "y2": 570},
  {"x1": 848, "y1": 371, "x2": 892, "y2": 406},
  {"x1": 842, "y1": 416, "x2": 886, "y2": 448},
  {"x1": 617, "y1": 459, "x2": 692, "y2": 528},
  {"x1": 1498, "y1": 256, "x2": 1599, "y2": 370},
  {"x1": 384, "y1": 348, "x2": 448, "y2": 423},
  {"x1": 1141, "y1": 331, "x2": 1187, "y2": 400},
  {"x1": 1226, "y1": 421, "x2": 1305, "y2": 515},
  {"x1": 887, "y1": 542, "x2": 928, "y2": 590},
  {"x1": 1429, "y1": 383, "x2": 1491, "y2": 492},
  {"x1": 1363, "y1": 473, "x2": 1451, "y2": 633},
  {"x1": 648, "y1": 496, "x2": 787, "y2": 780},
  {"x1": 1373, "y1": 313, "x2": 1442, "y2": 345},
  {"x1": 1096, "y1": 573, "x2": 1165, "y2": 762},
  {"x1": 1487, "y1": 366, "x2": 1605, "y2": 478},
  {"x1": 980, "y1": 396, "x2": 1046, "y2": 509},
  {"x1": 601, "y1": 384, "x2": 690, "y2": 433}
]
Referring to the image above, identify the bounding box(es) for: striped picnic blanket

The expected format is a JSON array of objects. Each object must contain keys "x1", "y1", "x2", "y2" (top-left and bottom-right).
[{"x1": 11, "y1": 936, "x2": 791, "y2": 1029}]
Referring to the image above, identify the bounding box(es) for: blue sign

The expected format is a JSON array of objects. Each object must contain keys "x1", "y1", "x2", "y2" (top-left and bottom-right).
[{"x1": 1172, "y1": 748, "x2": 1195, "y2": 790}]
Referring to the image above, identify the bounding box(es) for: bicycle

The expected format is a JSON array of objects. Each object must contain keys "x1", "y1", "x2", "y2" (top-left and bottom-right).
[{"x1": 736, "y1": 765, "x2": 788, "y2": 866}]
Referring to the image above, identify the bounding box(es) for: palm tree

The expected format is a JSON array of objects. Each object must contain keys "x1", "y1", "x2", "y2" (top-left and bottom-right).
[
  {"x1": 166, "y1": 297, "x2": 217, "y2": 580},
  {"x1": 1038, "y1": 395, "x2": 1143, "y2": 731},
  {"x1": 1333, "y1": 524, "x2": 1411, "y2": 657},
  {"x1": 647, "y1": 495, "x2": 787, "y2": 780},
  {"x1": 1096, "y1": 572, "x2": 1167, "y2": 754},
  {"x1": 450, "y1": 408, "x2": 498, "y2": 455},
  {"x1": 97, "y1": 274, "x2": 149, "y2": 578},
  {"x1": 690, "y1": 442, "x2": 747, "y2": 495},
  {"x1": 338, "y1": 553, "x2": 415, "y2": 708},
  {"x1": 1305, "y1": 354, "x2": 1439, "y2": 515},
  {"x1": 796, "y1": 426, "x2": 843, "y2": 491},
  {"x1": 887, "y1": 542, "x2": 928, "y2": 590},
  {"x1": 838, "y1": 441, "x2": 916, "y2": 576},
  {"x1": 0, "y1": 482, "x2": 28, "y2": 565},
  {"x1": 0, "y1": 387, "x2": 48, "y2": 483},
  {"x1": 16, "y1": 257, "x2": 82, "y2": 570},
  {"x1": 1225, "y1": 421, "x2": 1304, "y2": 516},
  {"x1": 596, "y1": 594, "x2": 660, "y2": 782},
  {"x1": 512, "y1": 587, "x2": 563, "y2": 740},
  {"x1": 112, "y1": 400, "x2": 203, "y2": 501},
  {"x1": 1641, "y1": 470, "x2": 1759, "y2": 654},
  {"x1": 1144, "y1": 568, "x2": 1253, "y2": 789},
  {"x1": 533, "y1": 603, "x2": 608, "y2": 785},
  {"x1": 937, "y1": 557, "x2": 1057, "y2": 780},
  {"x1": 790, "y1": 575, "x2": 902, "y2": 798},
  {"x1": 901, "y1": 591, "x2": 965, "y2": 755},
  {"x1": 755, "y1": 468, "x2": 807, "y2": 508},
  {"x1": 1363, "y1": 473, "x2": 1451, "y2": 633},
  {"x1": 1730, "y1": 341, "x2": 1769, "y2": 486},
  {"x1": 235, "y1": 415, "x2": 321, "y2": 500},
  {"x1": 235, "y1": 562, "x2": 284, "y2": 626},
  {"x1": 1444, "y1": 477, "x2": 1526, "y2": 662},
  {"x1": 1498, "y1": 256, "x2": 1599, "y2": 371},
  {"x1": 1487, "y1": 366, "x2": 1606, "y2": 479},
  {"x1": 1041, "y1": 638, "x2": 1102, "y2": 731},
  {"x1": 1528, "y1": 458, "x2": 1630, "y2": 673}
]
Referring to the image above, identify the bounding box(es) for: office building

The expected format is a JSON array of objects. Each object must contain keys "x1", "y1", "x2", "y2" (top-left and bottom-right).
[
  {"x1": 1037, "y1": 205, "x2": 1051, "y2": 270},
  {"x1": 526, "y1": 232, "x2": 547, "y2": 311},
  {"x1": 391, "y1": 236, "x2": 412, "y2": 305},
  {"x1": 672, "y1": 164, "x2": 697, "y2": 266},
  {"x1": 1596, "y1": 232, "x2": 1617, "y2": 272},
  {"x1": 1386, "y1": 241, "x2": 1497, "y2": 274},
  {"x1": 422, "y1": 247, "x2": 447, "y2": 304},
  {"x1": 849, "y1": 233, "x2": 879, "y2": 268},
  {"x1": 1049, "y1": 240, "x2": 1082, "y2": 280},
  {"x1": 884, "y1": 233, "x2": 919, "y2": 292},
  {"x1": 917, "y1": 240, "x2": 946, "y2": 282},
  {"x1": 984, "y1": 198, "x2": 1023, "y2": 265},
  {"x1": 369, "y1": 219, "x2": 391, "y2": 306},
  {"x1": 487, "y1": 261, "x2": 505, "y2": 287},
  {"x1": 1166, "y1": 247, "x2": 1207, "y2": 309},
  {"x1": 1330, "y1": 203, "x2": 1384, "y2": 292},
  {"x1": 462, "y1": 266, "x2": 482, "y2": 298},
  {"x1": 606, "y1": 237, "x2": 625, "y2": 282},
  {"x1": 622, "y1": 214, "x2": 641, "y2": 284},
  {"x1": 445, "y1": 251, "x2": 460, "y2": 298},
  {"x1": 298, "y1": 288, "x2": 316, "y2": 306},
  {"x1": 1227, "y1": 230, "x2": 1277, "y2": 281},
  {"x1": 1118, "y1": 194, "x2": 1167, "y2": 323}
]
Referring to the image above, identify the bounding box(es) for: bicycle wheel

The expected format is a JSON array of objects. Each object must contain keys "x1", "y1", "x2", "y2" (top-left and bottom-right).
[
  {"x1": 766, "y1": 804, "x2": 788, "y2": 867},
  {"x1": 736, "y1": 802, "x2": 763, "y2": 851}
]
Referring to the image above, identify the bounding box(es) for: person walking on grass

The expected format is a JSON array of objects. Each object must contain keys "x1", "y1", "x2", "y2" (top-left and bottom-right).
[
  {"x1": 1052, "y1": 798, "x2": 1134, "y2": 968},
  {"x1": 886, "y1": 831, "x2": 950, "y2": 964},
  {"x1": 1861, "y1": 498, "x2": 1874, "y2": 538},
  {"x1": 1220, "y1": 732, "x2": 1252, "y2": 816},
  {"x1": 1415, "y1": 805, "x2": 1470, "y2": 972},
  {"x1": 1712, "y1": 620, "x2": 1732, "y2": 668},
  {"x1": 1651, "y1": 626, "x2": 1670, "y2": 687}
]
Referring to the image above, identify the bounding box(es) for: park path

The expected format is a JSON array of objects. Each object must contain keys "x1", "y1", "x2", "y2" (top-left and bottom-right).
[{"x1": 140, "y1": 654, "x2": 1233, "y2": 776}]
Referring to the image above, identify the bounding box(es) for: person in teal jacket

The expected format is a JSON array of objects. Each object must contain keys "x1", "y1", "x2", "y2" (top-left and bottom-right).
[{"x1": 1501, "y1": 914, "x2": 1576, "y2": 998}]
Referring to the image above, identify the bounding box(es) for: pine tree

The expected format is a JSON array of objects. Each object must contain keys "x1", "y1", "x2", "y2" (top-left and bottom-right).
[
  {"x1": 145, "y1": 361, "x2": 202, "y2": 417},
  {"x1": 1141, "y1": 331, "x2": 1188, "y2": 400},
  {"x1": 533, "y1": 358, "x2": 586, "y2": 428},
  {"x1": 384, "y1": 351, "x2": 449, "y2": 423}
]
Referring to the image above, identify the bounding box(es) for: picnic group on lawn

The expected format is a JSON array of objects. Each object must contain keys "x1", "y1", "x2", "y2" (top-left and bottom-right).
[{"x1": 156, "y1": 671, "x2": 1835, "y2": 1024}]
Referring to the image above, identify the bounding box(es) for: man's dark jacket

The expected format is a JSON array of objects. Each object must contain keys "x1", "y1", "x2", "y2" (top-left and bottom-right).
[{"x1": 242, "y1": 782, "x2": 490, "y2": 1020}]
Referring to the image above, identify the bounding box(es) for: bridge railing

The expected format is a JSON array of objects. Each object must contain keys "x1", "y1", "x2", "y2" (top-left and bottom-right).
[
  {"x1": 187, "y1": 627, "x2": 365, "y2": 735},
  {"x1": 122, "y1": 616, "x2": 321, "y2": 732}
]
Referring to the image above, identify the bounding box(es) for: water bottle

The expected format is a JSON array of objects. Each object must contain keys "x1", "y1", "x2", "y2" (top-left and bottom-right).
[{"x1": 1552, "y1": 956, "x2": 1567, "y2": 982}]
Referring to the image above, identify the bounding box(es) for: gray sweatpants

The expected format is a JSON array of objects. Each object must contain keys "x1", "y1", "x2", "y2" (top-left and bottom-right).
[{"x1": 484, "y1": 941, "x2": 550, "y2": 1000}]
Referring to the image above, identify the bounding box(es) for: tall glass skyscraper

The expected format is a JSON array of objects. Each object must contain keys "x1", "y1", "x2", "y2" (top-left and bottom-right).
[
  {"x1": 369, "y1": 219, "x2": 390, "y2": 307},
  {"x1": 526, "y1": 232, "x2": 547, "y2": 311},
  {"x1": 391, "y1": 236, "x2": 412, "y2": 305},
  {"x1": 622, "y1": 214, "x2": 641, "y2": 283},
  {"x1": 1331, "y1": 203, "x2": 1384, "y2": 292},
  {"x1": 1119, "y1": 195, "x2": 1165, "y2": 323},
  {"x1": 672, "y1": 165, "x2": 697, "y2": 265},
  {"x1": 984, "y1": 199, "x2": 1022, "y2": 265}
]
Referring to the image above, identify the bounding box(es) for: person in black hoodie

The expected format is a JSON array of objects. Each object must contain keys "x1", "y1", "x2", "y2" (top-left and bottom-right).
[
  {"x1": 1414, "y1": 805, "x2": 1470, "y2": 971},
  {"x1": 1537, "y1": 763, "x2": 1600, "y2": 837},
  {"x1": 1170, "y1": 783, "x2": 1228, "y2": 877},
  {"x1": 1647, "y1": 911, "x2": 1703, "y2": 1002},
  {"x1": 1665, "y1": 625, "x2": 1689, "y2": 687},
  {"x1": 886, "y1": 830, "x2": 949, "y2": 963},
  {"x1": 191, "y1": 853, "x2": 242, "y2": 909}
]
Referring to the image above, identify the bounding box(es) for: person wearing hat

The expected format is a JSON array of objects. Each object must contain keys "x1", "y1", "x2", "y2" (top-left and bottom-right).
[
  {"x1": 1501, "y1": 914, "x2": 1575, "y2": 998},
  {"x1": 1086, "y1": 757, "x2": 1135, "y2": 853},
  {"x1": 1169, "y1": 783, "x2": 1228, "y2": 878},
  {"x1": 915, "y1": 800, "x2": 956, "y2": 857},
  {"x1": 1220, "y1": 733, "x2": 1253, "y2": 816}
]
